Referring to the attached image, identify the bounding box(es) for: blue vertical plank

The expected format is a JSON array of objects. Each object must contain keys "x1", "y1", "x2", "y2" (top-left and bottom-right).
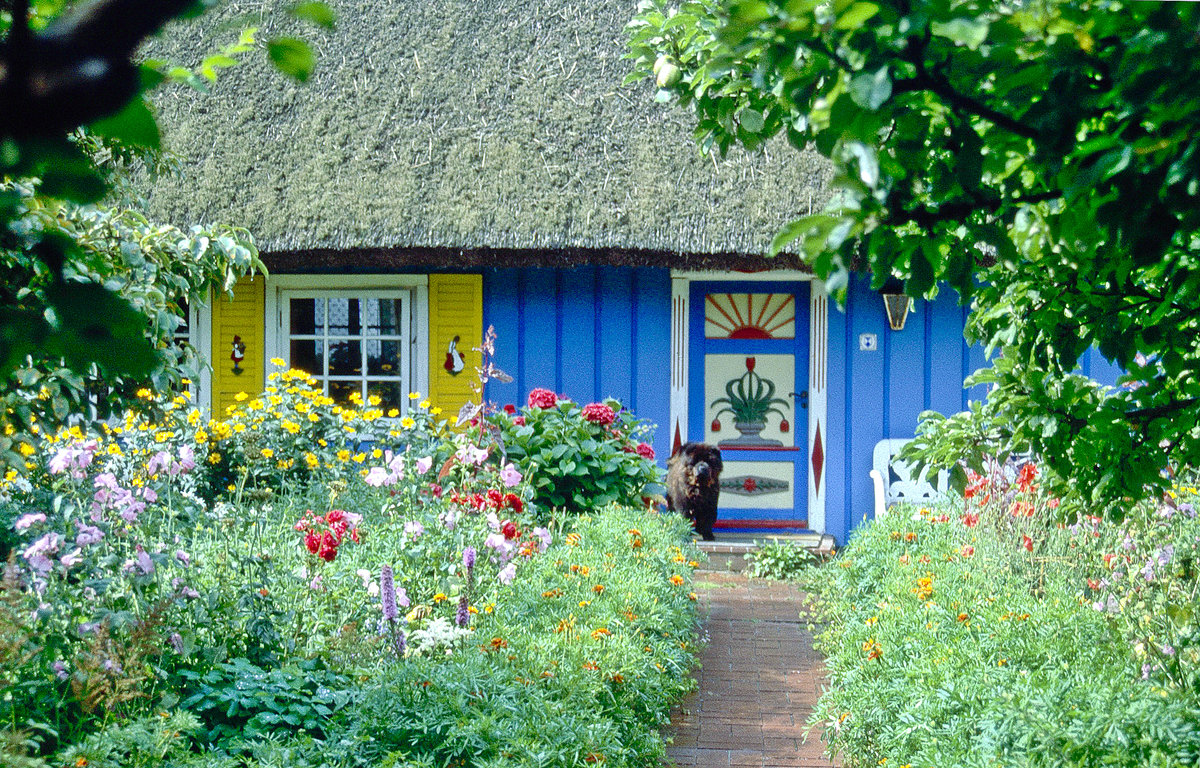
[
  {"x1": 929, "y1": 291, "x2": 967, "y2": 415},
  {"x1": 887, "y1": 298, "x2": 926, "y2": 437},
  {"x1": 521, "y1": 267, "x2": 558, "y2": 398},
  {"x1": 482, "y1": 268, "x2": 521, "y2": 408},
  {"x1": 633, "y1": 269, "x2": 672, "y2": 463},
  {"x1": 825, "y1": 288, "x2": 850, "y2": 546},
  {"x1": 559, "y1": 267, "x2": 597, "y2": 402},
  {"x1": 598, "y1": 268, "x2": 634, "y2": 406},
  {"x1": 848, "y1": 277, "x2": 886, "y2": 533}
]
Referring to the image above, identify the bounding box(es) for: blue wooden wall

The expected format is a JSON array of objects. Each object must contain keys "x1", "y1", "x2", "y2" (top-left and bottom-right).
[
  {"x1": 482, "y1": 267, "x2": 673, "y2": 463},
  {"x1": 480, "y1": 268, "x2": 1125, "y2": 545}
]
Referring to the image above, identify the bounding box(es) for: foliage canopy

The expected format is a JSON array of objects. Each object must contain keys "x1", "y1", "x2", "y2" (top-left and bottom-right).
[{"x1": 627, "y1": 0, "x2": 1200, "y2": 509}]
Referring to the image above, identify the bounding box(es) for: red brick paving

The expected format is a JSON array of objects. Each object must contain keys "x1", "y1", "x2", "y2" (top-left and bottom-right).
[{"x1": 664, "y1": 572, "x2": 840, "y2": 768}]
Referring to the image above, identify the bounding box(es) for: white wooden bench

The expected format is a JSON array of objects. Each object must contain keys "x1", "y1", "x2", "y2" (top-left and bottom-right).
[{"x1": 870, "y1": 438, "x2": 949, "y2": 518}]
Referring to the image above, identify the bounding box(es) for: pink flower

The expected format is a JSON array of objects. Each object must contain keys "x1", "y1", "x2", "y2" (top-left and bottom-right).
[
  {"x1": 416, "y1": 456, "x2": 433, "y2": 474},
  {"x1": 513, "y1": 416, "x2": 526, "y2": 426},
  {"x1": 527, "y1": 388, "x2": 557, "y2": 409},
  {"x1": 14, "y1": 513, "x2": 45, "y2": 532},
  {"x1": 363, "y1": 467, "x2": 391, "y2": 487},
  {"x1": 582, "y1": 402, "x2": 615, "y2": 426},
  {"x1": 500, "y1": 463, "x2": 523, "y2": 488},
  {"x1": 498, "y1": 562, "x2": 517, "y2": 585},
  {"x1": 635, "y1": 443, "x2": 655, "y2": 460}
]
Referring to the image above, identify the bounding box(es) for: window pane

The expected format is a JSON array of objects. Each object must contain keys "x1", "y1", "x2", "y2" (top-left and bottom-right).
[
  {"x1": 365, "y1": 298, "x2": 404, "y2": 336},
  {"x1": 290, "y1": 298, "x2": 321, "y2": 336},
  {"x1": 328, "y1": 340, "x2": 362, "y2": 376},
  {"x1": 328, "y1": 380, "x2": 359, "y2": 405},
  {"x1": 366, "y1": 339, "x2": 403, "y2": 376},
  {"x1": 327, "y1": 298, "x2": 361, "y2": 336},
  {"x1": 290, "y1": 339, "x2": 324, "y2": 376},
  {"x1": 367, "y1": 380, "x2": 404, "y2": 410}
]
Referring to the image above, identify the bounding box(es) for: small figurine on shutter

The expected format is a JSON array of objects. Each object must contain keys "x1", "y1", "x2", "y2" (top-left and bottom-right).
[
  {"x1": 443, "y1": 335, "x2": 465, "y2": 376},
  {"x1": 231, "y1": 335, "x2": 246, "y2": 375}
]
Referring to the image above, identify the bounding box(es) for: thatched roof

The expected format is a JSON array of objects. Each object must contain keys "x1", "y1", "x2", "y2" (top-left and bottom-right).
[{"x1": 142, "y1": 0, "x2": 831, "y2": 258}]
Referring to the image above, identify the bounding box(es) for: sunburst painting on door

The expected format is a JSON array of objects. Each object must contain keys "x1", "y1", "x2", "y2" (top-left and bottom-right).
[{"x1": 689, "y1": 283, "x2": 810, "y2": 532}]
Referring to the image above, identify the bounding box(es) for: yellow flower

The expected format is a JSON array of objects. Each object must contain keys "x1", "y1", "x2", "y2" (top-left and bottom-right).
[
  {"x1": 235, "y1": 392, "x2": 249, "y2": 402},
  {"x1": 368, "y1": 394, "x2": 382, "y2": 406},
  {"x1": 281, "y1": 421, "x2": 300, "y2": 435},
  {"x1": 419, "y1": 399, "x2": 431, "y2": 409},
  {"x1": 578, "y1": 600, "x2": 591, "y2": 608},
  {"x1": 304, "y1": 452, "x2": 319, "y2": 469},
  {"x1": 17, "y1": 443, "x2": 35, "y2": 457},
  {"x1": 408, "y1": 392, "x2": 421, "y2": 400},
  {"x1": 371, "y1": 448, "x2": 383, "y2": 459},
  {"x1": 270, "y1": 357, "x2": 286, "y2": 366},
  {"x1": 431, "y1": 407, "x2": 443, "y2": 416},
  {"x1": 336, "y1": 449, "x2": 351, "y2": 462},
  {"x1": 433, "y1": 592, "x2": 447, "y2": 603},
  {"x1": 387, "y1": 408, "x2": 399, "y2": 418},
  {"x1": 209, "y1": 452, "x2": 223, "y2": 464},
  {"x1": 136, "y1": 387, "x2": 153, "y2": 399},
  {"x1": 260, "y1": 448, "x2": 274, "y2": 459},
  {"x1": 484, "y1": 603, "x2": 495, "y2": 614},
  {"x1": 352, "y1": 453, "x2": 366, "y2": 463},
  {"x1": 400, "y1": 417, "x2": 416, "y2": 429}
]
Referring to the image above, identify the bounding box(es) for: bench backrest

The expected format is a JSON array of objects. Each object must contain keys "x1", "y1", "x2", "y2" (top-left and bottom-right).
[{"x1": 873, "y1": 438, "x2": 948, "y2": 510}]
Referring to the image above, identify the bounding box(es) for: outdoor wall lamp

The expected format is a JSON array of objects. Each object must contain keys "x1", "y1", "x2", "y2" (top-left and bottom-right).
[{"x1": 879, "y1": 278, "x2": 912, "y2": 331}]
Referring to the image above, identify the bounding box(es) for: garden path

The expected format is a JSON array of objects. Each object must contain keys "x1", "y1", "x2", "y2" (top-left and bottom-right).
[{"x1": 663, "y1": 572, "x2": 839, "y2": 768}]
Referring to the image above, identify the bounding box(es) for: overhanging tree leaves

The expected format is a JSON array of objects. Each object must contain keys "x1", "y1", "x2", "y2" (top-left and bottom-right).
[
  {"x1": 0, "y1": 0, "x2": 331, "y2": 469},
  {"x1": 627, "y1": 0, "x2": 1200, "y2": 511}
]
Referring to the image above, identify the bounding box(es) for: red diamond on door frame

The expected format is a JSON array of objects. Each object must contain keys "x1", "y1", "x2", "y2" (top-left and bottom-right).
[{"x1": 811, "y1": 423, "x2": 825, "y2": 495}]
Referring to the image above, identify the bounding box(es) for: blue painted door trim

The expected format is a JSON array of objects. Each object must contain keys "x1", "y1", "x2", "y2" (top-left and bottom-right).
[{"x1": 688, "y1": 281, "x2": 810, "y2": 533}]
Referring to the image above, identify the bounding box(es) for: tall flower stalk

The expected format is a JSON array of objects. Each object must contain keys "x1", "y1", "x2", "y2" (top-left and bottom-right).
[{"x1": 380, "y1": 565, "x2": 405, "y2": 659}]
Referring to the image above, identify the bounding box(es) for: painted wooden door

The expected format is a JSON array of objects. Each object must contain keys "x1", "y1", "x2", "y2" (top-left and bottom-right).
[{"x1": 688, "y1": 281, "x2": 810, "y2": 532}]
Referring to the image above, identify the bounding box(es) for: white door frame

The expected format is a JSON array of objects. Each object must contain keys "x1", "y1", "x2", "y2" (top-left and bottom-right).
[{"x1": 669, "y1": 270, "x2": 828, "y2": 534}]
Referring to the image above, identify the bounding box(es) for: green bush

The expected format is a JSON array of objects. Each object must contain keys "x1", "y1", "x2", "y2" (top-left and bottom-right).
[
  {"x1": 486, "y1": 388, "x2": 663, "y2": 516},
  {"x1": 746, "y1": 539, "x2": 820, "y2": 580},
  {"x1": 808, "y1": 472, "x2": 1200, "y2": 768}
]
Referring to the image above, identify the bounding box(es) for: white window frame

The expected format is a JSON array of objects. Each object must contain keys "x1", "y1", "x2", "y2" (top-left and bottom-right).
[{"x1": 264, "y1": 275, "x2": 430, "y2": 412}]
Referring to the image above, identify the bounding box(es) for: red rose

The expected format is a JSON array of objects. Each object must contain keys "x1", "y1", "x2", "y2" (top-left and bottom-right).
[
  {"x1": 582, "y1": 402, "x2": 616, "y2": 426},
  {"x1": 635, "y1": 443, "x2": 655, "y2": 460},
  {"x1": 430, "y1": 483, "x2": 443, "y2": 498},
  {"x1": 487, "y1": 488, "x2": 503, "y2": 507},
  {"x1": 513, "y1": 416, "x2": 526, "y2": 426},
  {"x1": 506, "y1": 494, "x2": 523, "y2": 513},
  {"x1": 305, "y1": 532, "x2": 320, "y2": 554},
  {"x1": 504, "y1": 404, "x2": 517, "y2": 414},
  {"x1": 502, "y1": 520, "x2": 519, "y2": 540},
  {"x1": 528, "y1": 388, "x2": 557, "y2": 409}
]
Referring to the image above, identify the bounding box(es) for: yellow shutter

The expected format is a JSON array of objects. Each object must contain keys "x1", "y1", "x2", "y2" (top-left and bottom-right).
[
  {"x1": 210, "y1": 276, "x2": 266, "y2": 416},
  {"x1": 428, "y1": 274, "x2": 483, "y2": 418}
]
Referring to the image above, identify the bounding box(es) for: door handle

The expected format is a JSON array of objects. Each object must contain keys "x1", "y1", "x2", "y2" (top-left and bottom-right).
[{"x1": 790, "y1": 391, "x2": 809, "y2": 410}]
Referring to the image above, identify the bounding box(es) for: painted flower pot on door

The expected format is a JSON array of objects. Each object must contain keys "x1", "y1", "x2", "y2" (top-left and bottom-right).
[{"x1": 711, "y1": 357, "x2": 789, "y2": 448}]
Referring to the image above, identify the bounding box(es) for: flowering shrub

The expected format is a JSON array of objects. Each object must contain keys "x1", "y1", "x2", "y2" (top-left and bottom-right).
[
  {"x1": 809, "y1": 471, "x2": 1200, "y2": 768},
  {"x1": 0, "y1": 369, "x2": 699, "y2": 767},
  {"x1": 487, "y1": 392, "x2": 662, "y2": 516}
]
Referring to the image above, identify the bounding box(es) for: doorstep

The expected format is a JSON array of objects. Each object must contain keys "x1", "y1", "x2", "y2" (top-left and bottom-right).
[{"x1": 691, "y1": 532, "x2": 836, "y2": 572}]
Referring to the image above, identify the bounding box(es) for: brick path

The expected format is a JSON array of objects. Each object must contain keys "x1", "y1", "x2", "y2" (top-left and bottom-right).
[{"x1": 664, "y1": 572, "x2": 839, "y2": 768}]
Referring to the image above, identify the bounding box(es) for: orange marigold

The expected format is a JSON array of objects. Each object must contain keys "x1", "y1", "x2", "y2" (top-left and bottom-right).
[{"x1": 669, "y1": 574, "x2": 685, "y2": 586}]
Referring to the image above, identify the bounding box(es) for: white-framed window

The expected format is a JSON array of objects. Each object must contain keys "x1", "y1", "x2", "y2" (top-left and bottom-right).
[{"x1": 267, "y1": 276, "x2": 429, "y2": 414}]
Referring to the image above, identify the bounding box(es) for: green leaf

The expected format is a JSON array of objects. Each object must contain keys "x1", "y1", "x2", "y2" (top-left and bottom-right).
[
  {"x1": 848, "y1": 66, "x2": 891, "y2": 111},
  {"x1": 834, "y1": 2, "x2": 879, "y2": 30},
  {"x1": 739, "y1": 109, "x2": 765, "y2": 133},
  {"x1": 45, "y1": 282, "x2": 160, "y2": 377},
  {"x1": 290, "y1": 1, "x2": 336, "y2": 28},
  {"x1": 931, "y1": 17, "x2": 989, "y2": 49},
  {"x1": 88, "y1": 96, "x2": 161, "y2": 150},
  {"x1": 267, "y1": 38, "x2": 316, "y2": 82}
]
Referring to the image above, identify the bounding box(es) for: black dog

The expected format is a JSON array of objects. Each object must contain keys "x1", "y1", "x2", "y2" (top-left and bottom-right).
[{"x1": 666, "y1": 442, "x2": 723, "y2": 541}]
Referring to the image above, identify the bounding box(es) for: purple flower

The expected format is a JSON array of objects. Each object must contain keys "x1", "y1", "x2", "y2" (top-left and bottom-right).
[
  {"x1": 14, "y1": 513, "x2": 46, "y2": 532},
  {"x1": 60, "y1": 548, "x2": 83, "y2": 569},
  {"x1": 532, "y1": 527, "x2": 552, "y2": 552},
  {"x1": 134, "y1": 546, "x2": 155, "y2": 575},
  {"x1": 175, "y1": 549, "x2": 191, "y2": 566},
  {"x1": 380, "y1": 565, "x2": 398, "y2": 621},
  {"x1": 500, "y1": 463, "x2": 522, "y2": 488},
  {"x1": 404, "y1": 520, "x2": 425, "y2": 539},
  {"x1": 169, "y1": 633, "x2": 185, "y2": 653},
  {"x1": 22, "y1": 532, "x2": 63, "y2": 574},
  {"x1": 1162, "y1": 644, "x2": 1176, "y2": 656},
  {"x1": 455, "y1": 594, "x2": 470, "y2": 627},
  {"x1": 141, "y1": 487, "x2": 158, "y2": 504},
  {"x1": 1121, "y1": 536, "x2": 1135, "y2": 551},
  {"x1": 178, "y1": 446, "x2": 196, "y2": 472},
  {"x1": 498, "y1": 562, "x2": 516, "y2": 585},
  {"x1": 146, "y1": 451, "x2": 171, "y2": 476},
  {"x1": 415, "y1": 456, "x2": 433, "y2": 474},
  {"x1": 463, "y1": 546, "x2": 477, "y2": 570},
  {"x1": 52, "y1": 660, "x2": 69, "y2": 681},
  {"x1": 1181, "y1": 503, "x2": 1196, "y2": 518},
  {"x1": 1141, "y1": 561, "x2": 1155, "y2": 582},
  {"x1": 1157, "y1": 545, "x2": 1175, "y2": 567}
]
